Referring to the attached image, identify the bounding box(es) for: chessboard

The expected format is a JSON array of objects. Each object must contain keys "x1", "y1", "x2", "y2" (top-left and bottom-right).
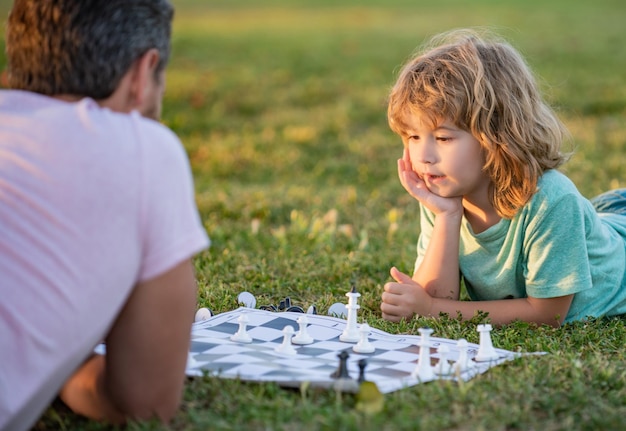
[{"x1": 186, "y1": 307, "x2": 523, "y2": 394}]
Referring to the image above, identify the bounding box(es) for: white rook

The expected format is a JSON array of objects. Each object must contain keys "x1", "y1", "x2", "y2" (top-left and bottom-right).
[
  {"x1": 475, "y1": 324, "x2": 499, "y2": 361},
  {"x1": 412, "y1": 327, "x2": 435, "y2": 381}
]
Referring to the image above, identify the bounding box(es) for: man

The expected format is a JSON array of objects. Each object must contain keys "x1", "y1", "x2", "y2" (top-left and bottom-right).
[{"x1": 0, "y1": 1, "x2": 210, "y2": 429}]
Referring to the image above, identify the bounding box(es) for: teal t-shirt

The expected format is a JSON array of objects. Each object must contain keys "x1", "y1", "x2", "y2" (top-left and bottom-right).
[{"x1": 415, "y1": 170, "x2": 626, "y2": 323}]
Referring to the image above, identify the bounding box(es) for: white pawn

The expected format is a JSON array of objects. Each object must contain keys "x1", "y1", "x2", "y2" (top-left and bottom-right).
[
  {"x1": 292, "y1": 315, "x2": 314, "y2": 345},
  {"x1": 475, "y1": 324, "x2": 499, "y2": 362},
  {"x1": 230, "y1": 314, "x2": 253, "y2": 343},
  {"x1": 454, "y1": 338, "x2": 475, "y2": 372},
  {"x1": 194, "y1": 307, "x2": 213, "y2": 322},
  {"x1": 434, "y1": 344, "x2": 453, "y2": 375},
  {"x1": 275, "y1": 325, "x2": 297, "y2": 355},
  {"x1": 412, "y1": 327, "x2": 435, "y2": 381},
  {"x1": 328, "y1": 302, "x2": 347, "y2": 318},
  {"x1": 237, "y1": 291, "x2": 257, "y2": 309},
  {"x1": 353, "y1": 323, "x2": 375, "y2": 354}
]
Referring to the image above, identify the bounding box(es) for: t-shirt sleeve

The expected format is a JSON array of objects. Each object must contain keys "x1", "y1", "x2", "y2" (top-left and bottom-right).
[
  {"x1": 136, "y1": 119, "x2": 210, "y2": 282},
  {"x1": 523, "y1": 193, "x2": 593, "y2": 298}
]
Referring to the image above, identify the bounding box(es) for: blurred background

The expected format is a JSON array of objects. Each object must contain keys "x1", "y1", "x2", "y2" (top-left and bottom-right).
[
  {"x1": 1, "y1": 0, "x2": 625, "y2": 304},
  {"x1": 2, "y1": 3, "x2": 626, "y2": 428}
]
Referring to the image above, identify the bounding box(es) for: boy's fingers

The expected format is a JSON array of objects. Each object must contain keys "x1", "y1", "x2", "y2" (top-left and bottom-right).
[
  {"x1": 383, "y1": 281, "x2": 408, "y2": 296},
  {"x1": 380, "y1": 303, "x2": 402, "y2": 322},
  {"x1": 390, "y1": 267, "x2": 415, "y2": 284}
]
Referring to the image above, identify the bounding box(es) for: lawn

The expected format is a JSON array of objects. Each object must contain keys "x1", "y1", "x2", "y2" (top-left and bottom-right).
[{"x1": 2, "y1": 0, "x2": 625, "y2": 430}]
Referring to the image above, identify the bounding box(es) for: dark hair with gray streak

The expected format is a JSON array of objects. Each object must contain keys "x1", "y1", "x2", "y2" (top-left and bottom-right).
[{"x1": 6, "y1": 0, "x2": 174, "y2": 99}]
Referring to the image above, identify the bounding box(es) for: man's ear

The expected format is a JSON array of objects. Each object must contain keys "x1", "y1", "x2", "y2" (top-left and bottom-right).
[
  {"x1": 129, "y1": 48, "x2": 161, "y2": 107},
  {"x1": 97, "y1": 48, "x2": 161, "y2": 115}
]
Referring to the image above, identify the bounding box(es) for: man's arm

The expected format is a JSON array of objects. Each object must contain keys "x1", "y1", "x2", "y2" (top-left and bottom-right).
[{"x1": 59, "y1": 259, "x2": 197, "y2": 423}]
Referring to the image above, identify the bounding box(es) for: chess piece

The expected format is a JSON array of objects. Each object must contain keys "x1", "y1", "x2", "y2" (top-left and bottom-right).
[
  {"x1": 357, "y1": 358, "x2": 368, "y2": 383},
  {"x1": 230, "y1": 314, "x2": 253, "y2": 343},
  {"x1": 278, "y1": 297, "x2": 292, "y2": 310},
  {"x1": 340, "y1": 285, "x2": 361, "y2": 342},
  {"x1": 454, "y1": 338, "x2": 475, "y2": 372},
  {"x1": 353, "y1": 323, "x2": 375, "y2": 353},
  {"x1": 278, "y1": 297, "x2": 305, "y2": 313},
  {"x1": 237, "y1": 291, "x2": 256, "y2": 309},
  {"x1": 260, "y1": 296, "x2": 307, "y2": 313},
  {"x1": 275, "y1": 325, "x2": 297, "y2": 355},
  {"x1": 194, "y1": 307, "x2": 213, "y2": 322},
  {"x1": 330, "y1": 350, "x2": 351, "y2": 379},
  {"x1": 475, "y1": 324, "x2": 499, "y2": 362},
  {"x1": 434, "y1": 344, "x2": 453, "y2": 375},
  {"x1": 292, "y1": 315, "x2": 314, "y2": 345},
  {"x1": 411, "y1": 327, "x2": 435, "y2": 381},
  {"x1": 328, "y1": 302, "x2": 347, "y2": 318}
]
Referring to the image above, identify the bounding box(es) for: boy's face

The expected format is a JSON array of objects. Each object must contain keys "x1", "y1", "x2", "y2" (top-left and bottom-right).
[{"x1": 401, "y1": 114, "x2": 490, "y2": 201}]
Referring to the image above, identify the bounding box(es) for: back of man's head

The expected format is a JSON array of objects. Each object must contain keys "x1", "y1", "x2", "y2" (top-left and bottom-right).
[{"x1": 6, "y1": 0, "x2": 174, "y2": 99}]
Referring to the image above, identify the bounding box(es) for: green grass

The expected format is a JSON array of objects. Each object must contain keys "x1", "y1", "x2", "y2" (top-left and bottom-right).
[{"x1": 2, "y1": 0, "x2": 624, "y2": 429}]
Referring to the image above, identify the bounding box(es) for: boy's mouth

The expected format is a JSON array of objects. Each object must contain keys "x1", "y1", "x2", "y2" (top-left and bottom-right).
[{"x1": 423, "y1": 173, "x2": 445, "y2": 181}]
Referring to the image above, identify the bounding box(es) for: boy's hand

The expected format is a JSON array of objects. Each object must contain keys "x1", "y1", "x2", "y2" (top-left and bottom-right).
[
  {"x1": 398, "y1": 148, "x2": 462, "y2": 217},
  {"x1": 381, "y1": 267, "x2": 433, "y2": 322}
]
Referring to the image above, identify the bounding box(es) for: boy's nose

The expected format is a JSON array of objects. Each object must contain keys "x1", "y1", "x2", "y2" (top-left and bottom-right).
[{"x1": 412, "y1": 138, "x2": 436, "y2": 165}]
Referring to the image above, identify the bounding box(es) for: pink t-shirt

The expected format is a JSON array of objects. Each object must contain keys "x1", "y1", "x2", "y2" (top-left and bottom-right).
[{"x1": 0, "y1": 90, "x2": 210, "y2": 430}]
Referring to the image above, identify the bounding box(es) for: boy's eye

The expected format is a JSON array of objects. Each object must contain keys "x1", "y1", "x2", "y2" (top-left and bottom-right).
[{"x1": 436, "y1": 136, "x2": 451, "y2": 142}]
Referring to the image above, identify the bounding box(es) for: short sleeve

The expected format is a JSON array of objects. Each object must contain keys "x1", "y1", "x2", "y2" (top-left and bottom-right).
[
  {"x1": 136, "y1": 118, "x2": 210, "y2": 281},
  {"x1": 523, "y1": 193, "x2": 593, "y2": 298}
]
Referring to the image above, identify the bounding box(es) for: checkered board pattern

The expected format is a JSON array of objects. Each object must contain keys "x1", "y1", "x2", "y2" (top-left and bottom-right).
[{"x1": 186, "y1": 308, "x2": 520, "y2": 393}]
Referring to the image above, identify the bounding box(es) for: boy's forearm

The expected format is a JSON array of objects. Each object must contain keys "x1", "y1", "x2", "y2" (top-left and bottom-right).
[
  {"x1": 429, "y1": 296, "x2": 569, "y2": 327},
  {"x1": 414, "y1": 213, "x2": 463, "y2": 299}
]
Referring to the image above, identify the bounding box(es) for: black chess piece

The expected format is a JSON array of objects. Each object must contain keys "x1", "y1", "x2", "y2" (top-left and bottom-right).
[
  {"x1": 357, "y1": 358, "x2": 368, "y2": 383},
  {"x1": 278, "y1": 297, "x2": 291, "y2": 310},
  {"x1": 330, "y1": 350, "x2": 351, "y2": 379},
  {"x1": 260, "y1": 296, "x2": 310, "y2": 313},
  {"x1": 278, "y1": 297, "x2": 293, "y2": 311},
  {"x1": 278, "y1": 297, "x2": 305, "y2": 313}
]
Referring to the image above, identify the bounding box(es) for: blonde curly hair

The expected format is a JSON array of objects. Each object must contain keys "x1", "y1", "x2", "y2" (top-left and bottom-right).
[{"x1": 388, "y1": 29, "x2": 569, "y2": 218}]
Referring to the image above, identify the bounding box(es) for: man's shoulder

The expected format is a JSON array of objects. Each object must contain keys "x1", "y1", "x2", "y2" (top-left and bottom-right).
[
  {"x1": 73, "y1": 100, "x2": 183, "y2": 160},
  {"x1": 122, "y1": 109, "x2": 179, "y2": 146},
  {"x1": 0, "y1": 90, "x2": 177, "y2": 142},
  {"x1": 0, "y1": 89, "x2": 59, "y2": 111}
]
